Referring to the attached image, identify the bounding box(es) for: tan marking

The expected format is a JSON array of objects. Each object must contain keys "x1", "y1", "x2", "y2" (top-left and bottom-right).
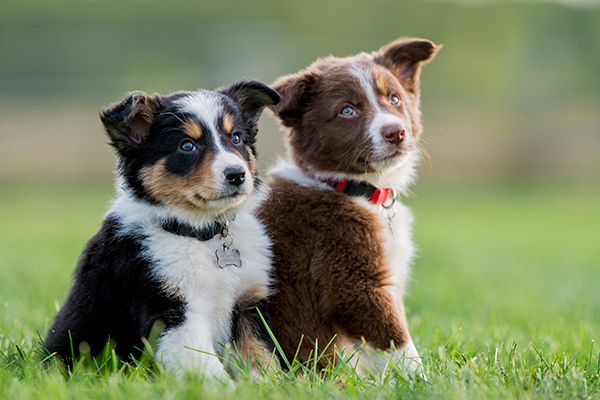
[
  {"x1": 161, "y1": 281, "x2": 184, "y2": 299},
  {"x1": 232, "y1": 288, "x2": 276, "y2": 373},
  {"x1": 183, "y1": 120, "x2": 202, "y2": 140},
  {"x1": 248, "y1": 151, "x2": 257, "y2": 176},
  {"x1": 222, "y1": 113, "x2": 234, "y2": 133},
  {"x1": 372, "y1": 67, "x2": 393, "y2": 100},
  {"x1": 127, "y1": 91, "x2": 157, "y2": 126},
  {"x1": 236, "y1": 284, "x2": 269, "y2": 306},
  {"x1": 139, "y1": 157, "x2": 220, "y2": 213}
]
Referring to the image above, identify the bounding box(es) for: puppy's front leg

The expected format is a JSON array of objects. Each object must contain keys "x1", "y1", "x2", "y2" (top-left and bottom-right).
[
  {"x1": 392, "y1": 299, "x2": 423, "y2": 373},
  {"x1": 330, "y1": 285, "x2": 409, "y2": 352},
  {"x1": 347, "y1": 293, "x2": 422, "y2": 375},
  {"x1": 158, "y1": 316, "x2": 229, "y2": 381}
]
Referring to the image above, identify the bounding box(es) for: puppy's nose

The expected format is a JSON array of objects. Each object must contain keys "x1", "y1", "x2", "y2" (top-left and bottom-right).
[
  {"x1": 223, "y1": 166, "x2": 246, "y2": 186},
  {"x1": 382, "y1": 124, "x2": 406, "y2": 145}
]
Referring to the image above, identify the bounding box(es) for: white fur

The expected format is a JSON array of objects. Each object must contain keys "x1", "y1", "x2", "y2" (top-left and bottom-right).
[
  {"x1": 176, "y1": 91, "x2": 225, "y2": 151},
  {"x1": 175, "y1": 92, "x2": 256, "y2": 214},
  {"x1": 351, "y1": 338, "x2": 422, "y2": 378},
  {"x1": 114, "y1": 168, "x2": 267, "y2": 232},
  {"x1": 107, "y1": 194, "x2": 272, "y2": 378},
  {"x1": 210, "y1": 151, "x2": 253, "y2": 205},
  {"x1": 268, "y1": 63, "x2": 425, "y2": 374},
  {"x1": 268, "y1": 158, "x2": 329, "y2": 189},
  {"x1": 349, "y1": 65, "x2": 412, "y2": 160},
  {"x1": 270, "y1": 161, "x2": 422, "y2": 373},
  {"x1": 354, "y1": 196, "x2": 423, "y2": 373}
]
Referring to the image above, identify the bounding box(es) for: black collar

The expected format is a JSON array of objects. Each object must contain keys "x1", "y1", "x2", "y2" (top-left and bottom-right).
[{"x1": 161, "y1": 219, "x2": 226, "y2": 241}]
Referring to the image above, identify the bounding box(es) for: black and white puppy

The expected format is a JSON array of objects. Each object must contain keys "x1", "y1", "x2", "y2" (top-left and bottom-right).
[{"x1": 44, "y1": 81, "x2": 280, "y2": 379}]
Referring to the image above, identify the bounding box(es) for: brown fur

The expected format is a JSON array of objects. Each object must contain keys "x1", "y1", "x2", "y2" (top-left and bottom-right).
[
  {"x1": 270, "y1": 39, "x2": 439, "y2": 176},
  {"x1": 232, "y1": 287, "x2": 276, "y2": 371},
  {"x1": 222, "y1": 113, "x2": 234, "y2": 134},
  {"x1": 257, "y1": 177, "x2": 409, "y2": 368},
  {"x1": 373, "y1": 38, "x2": 440, "y2": 95},
  {"x1": 182, "y1": 120, "x2": 202, "y2": 140},
  {"x1": 259, "y1": 38, "x2": 440, "y2": 369},
  {"x1": 139, "y1": 154, "x2": 217, "y2": 212}
]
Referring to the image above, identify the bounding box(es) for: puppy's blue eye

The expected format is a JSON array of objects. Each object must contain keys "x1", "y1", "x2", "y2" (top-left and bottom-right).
[
  {"x1": 340, "y1": 106, "x2": 356, "y2": 116},
  {"x1": 232, "y1": 133, "x2": 242, "y2": 145},
  {"x1": 390, "y1": 95, "x2": 400, "y2": 105},
  {"x1": 179, "y1": 140, "x2": 196, "y2": 152}
]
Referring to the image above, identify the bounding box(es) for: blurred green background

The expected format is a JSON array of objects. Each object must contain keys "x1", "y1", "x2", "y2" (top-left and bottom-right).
[
  {"x1": 1, "y1": 0, "x2": 599, "y2": 184},
  {"x1": 1, "y1": 3, "x2": 600, "y2": 395}
]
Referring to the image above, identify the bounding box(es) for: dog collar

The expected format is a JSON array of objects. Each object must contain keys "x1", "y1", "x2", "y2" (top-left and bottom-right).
[
  {"x1": 314, "y1": 176, "x2": 394, "y2": 206},
  {"x1": 161, "y1": 219, "x2": 226, "y2": 241},
  {"x1": 161, "y1": 219, "x2": 243, "y2": 268}
]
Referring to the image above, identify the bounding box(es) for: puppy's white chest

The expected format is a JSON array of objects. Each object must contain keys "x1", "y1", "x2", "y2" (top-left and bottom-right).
[
  {"x1": 382, "y1": 202, "x2": 415, "y2": 292},
  {"x1": 142, "y1": 212, "x2": 272, "y2": 356},
  {"x1": 355, "y1": 198, "x2": 415, "y2": 295},
  {"x1": 144, "y1": 212, "x2": 271, "y2": 300}
]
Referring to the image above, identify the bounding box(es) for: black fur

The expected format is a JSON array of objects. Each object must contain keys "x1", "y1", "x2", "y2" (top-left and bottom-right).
[
  {"x1": 230, "y1": 299, "x2": 275, "y2": 354},
  {"x1": 44, "y1": 81, "x2": 281, "y2": 369},
  {"x1": 44, "y1": 215, "x2": 186, "y2": 365},
  {"x1": 107, "y1": 88, "x2": 277, "y2": 204}
]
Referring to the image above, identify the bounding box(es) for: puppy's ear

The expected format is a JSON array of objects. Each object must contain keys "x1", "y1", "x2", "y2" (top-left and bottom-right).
[
  {"x1": 100, "y1": 91, "x2": 160, "y2": 150},
  {"x1": 220, "y1": 81, "x2": 281, "y2": 129},
  {"x1": 270, "y1": 70, "x2": 322, "y2": 128},
  {"x1": 375, "y1": 38, "x2": 441, "y2": 94}
]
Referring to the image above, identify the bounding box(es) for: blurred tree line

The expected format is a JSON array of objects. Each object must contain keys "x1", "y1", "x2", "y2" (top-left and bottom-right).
[{"x1": 1, "y1": 0, "x2": 599, "y2": 182}]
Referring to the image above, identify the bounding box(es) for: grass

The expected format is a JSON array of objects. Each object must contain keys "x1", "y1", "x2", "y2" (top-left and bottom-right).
[{"x1": 1, "y1": 179, "x2": 599, "y2": 399}]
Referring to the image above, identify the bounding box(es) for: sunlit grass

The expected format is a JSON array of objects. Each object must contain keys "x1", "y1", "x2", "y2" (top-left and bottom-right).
[{"x1": 1, "y1": 179, "x2": 599, "y2": 399}]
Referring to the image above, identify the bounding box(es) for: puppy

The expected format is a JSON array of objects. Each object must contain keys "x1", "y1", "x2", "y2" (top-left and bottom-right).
[
  {"x1": 44, "y1": 81, "x2": 280, "y2": 380},
  {"x1": 257, "y1": 38, "x2": 440, "y2": 373}
]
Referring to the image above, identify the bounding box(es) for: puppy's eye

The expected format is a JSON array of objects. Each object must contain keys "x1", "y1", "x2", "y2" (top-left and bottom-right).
[
  {"x1": 390, "y1": 95, "x2": 400, "y2": 105},
  {"x1": 179, "y1": 140, "x2": 196, "y2": 152},
  {"x1": 231, "y1": 133, "x2": 242, "y2": 145},
  {"x1": 340, "y1": 106, "x2": 356, "y2": 116}
]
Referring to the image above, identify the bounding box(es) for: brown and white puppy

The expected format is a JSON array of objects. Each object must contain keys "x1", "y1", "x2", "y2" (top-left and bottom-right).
[{"x1": 257, "y1": 38, "x2": 440, "y2": 373}]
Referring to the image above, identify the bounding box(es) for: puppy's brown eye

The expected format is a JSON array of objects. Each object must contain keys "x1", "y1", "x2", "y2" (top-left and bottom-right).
[
  {"x1": 232, "y1": 133, "x2": 242, "y2": 145},
  {"x1": 179, "y1": 140, "x2": 196, "y2": 152},
  {"x1": 340, "y1": 106, "x2": 356, "y2": 116},
  {"x1": 390, "y1": 95, "x2": 400, "y2": 105}
]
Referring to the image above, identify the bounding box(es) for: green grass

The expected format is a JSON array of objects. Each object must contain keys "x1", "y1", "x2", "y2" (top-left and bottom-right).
[{"x1": 1, "y1": 179, "x2": 599, "y2": 399}]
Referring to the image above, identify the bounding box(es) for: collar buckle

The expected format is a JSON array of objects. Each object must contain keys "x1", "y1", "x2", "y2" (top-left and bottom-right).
[
  {"x1": 370, "y1": 188, "x2": 393, "y2": 206},
  {"x1": 313, "y1": 174, "x2": 395, "y2": 206}
]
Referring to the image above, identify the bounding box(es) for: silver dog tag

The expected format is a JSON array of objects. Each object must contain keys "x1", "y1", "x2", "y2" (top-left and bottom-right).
[{"x1": 215, "y1": 246, "x2": 242, "y2": 268}]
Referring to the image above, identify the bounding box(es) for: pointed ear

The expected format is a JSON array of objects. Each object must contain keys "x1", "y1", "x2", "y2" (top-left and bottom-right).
[
  {"x1": 220, "y1": 81, "x2": 281, "y2": 128},
  {"x1": 270, "y1": 69, "x2": 322, "y2": 128},
  {"x1": 100, "y1": 91, "x2": 160, "y2": 150},
  {"x1": 375, "y1": 38, "x2": 441, "y2": 94}
]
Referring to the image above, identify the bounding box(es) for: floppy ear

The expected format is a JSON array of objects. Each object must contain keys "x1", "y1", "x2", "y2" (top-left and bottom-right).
[
  {"x1": 100, "y1": 91, "x2": 160, "y2": 150},
  {"x1": 375, "y1": 38, "x2": 441, "y2": 94},
  {"x1": 220, "y1": 81, "x2": 281, "y2": 129},
  {"x1": 270, "y1": 69, "x2": 322, "y2": 128}
]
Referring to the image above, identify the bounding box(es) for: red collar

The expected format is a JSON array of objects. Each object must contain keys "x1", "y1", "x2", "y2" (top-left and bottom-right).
[{"x1": 313, "y1": 176, "x2": 394, "y2": 206}]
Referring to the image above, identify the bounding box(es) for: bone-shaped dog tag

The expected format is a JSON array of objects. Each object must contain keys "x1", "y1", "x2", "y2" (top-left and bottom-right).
[{"x1": 215, "y1": 246, "x2": 242, "y2": 268}]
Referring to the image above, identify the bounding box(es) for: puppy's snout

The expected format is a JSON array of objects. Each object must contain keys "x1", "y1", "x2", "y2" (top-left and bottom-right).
[
  {"x1": 382, "y1": 124, "x2": 406, "y2": 145},
  {"x1": 223, "y1": 166, "x2": 246, "y2": 186}
]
